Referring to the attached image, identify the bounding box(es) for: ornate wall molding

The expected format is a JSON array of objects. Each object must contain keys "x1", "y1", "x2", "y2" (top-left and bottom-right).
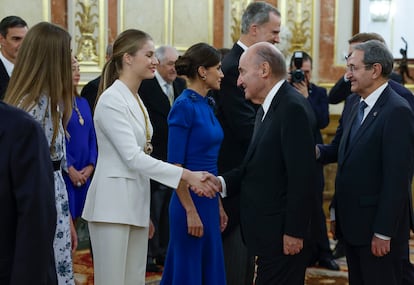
[
  {"x1": 230, "y1": 0, "x2": 252, "y2": 43},
  {"x1": 68, "y1": 0, "x2": 107, "y2": 79},
  {"x1": 283, "y1": 0, "x2": 313, "y2": 56}
]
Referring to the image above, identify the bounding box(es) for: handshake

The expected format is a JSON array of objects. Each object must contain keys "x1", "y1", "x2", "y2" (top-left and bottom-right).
[{"x1": 182, "y1": 170, "x2": 222, "y2": 198}]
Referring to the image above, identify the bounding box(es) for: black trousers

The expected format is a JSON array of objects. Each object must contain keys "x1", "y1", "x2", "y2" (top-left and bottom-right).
[
  {"x1": 255, "y1": 243, "x2": 310, "y2": 285},
  {"x1": 344, "y1": 240, "x2": 406, "y2": 285}
]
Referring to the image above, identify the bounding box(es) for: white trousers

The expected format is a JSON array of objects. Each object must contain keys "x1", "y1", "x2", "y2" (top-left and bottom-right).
[{"x1": 88, "y1": 222, "x2": 149, "y2": 285}]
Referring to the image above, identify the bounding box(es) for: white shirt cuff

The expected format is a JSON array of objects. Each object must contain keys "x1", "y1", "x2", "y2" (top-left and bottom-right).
[
  {"x1": 374, "y1": 233, "x2": 391, "y2": 240},
  {"x1": 218, "y1": 176, "x2": 227, "y2": 198}
]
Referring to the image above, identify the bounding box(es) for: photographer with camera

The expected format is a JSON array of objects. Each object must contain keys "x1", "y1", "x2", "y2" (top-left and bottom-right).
[{"x1": 288, "y1": 51, "x2": 339, "y2": 270}]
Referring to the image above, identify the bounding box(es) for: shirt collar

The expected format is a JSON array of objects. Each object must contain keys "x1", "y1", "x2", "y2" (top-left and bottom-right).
[
  {"x1": 261, "y1": 79, "x2": 286, "y2": 120},
  {"x1": 154, "y1": 70, "x2": 169, "y2": 91},
  {"x1": 237, "y1": 40, "x2": 248, "y2": 51},
  {"x1": 0, "y1": 50, "x2": 14, "y2": 77},
  {"x1": 360, "y1": 82, "x2": 388, "y2": 108}
]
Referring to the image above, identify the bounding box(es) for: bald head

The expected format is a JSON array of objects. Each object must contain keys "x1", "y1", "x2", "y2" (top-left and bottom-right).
[{"x1": 238, "y1": 42, "x2": 286, "y2": 104}]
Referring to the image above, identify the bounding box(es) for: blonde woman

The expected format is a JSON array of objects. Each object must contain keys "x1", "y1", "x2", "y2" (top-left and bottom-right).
[
  {"x1": 81, "y1": 29, "x2": 219, "y2": 285},
  {"x1": 4, "y1": 22, "x2": 76, "y2": 285}
]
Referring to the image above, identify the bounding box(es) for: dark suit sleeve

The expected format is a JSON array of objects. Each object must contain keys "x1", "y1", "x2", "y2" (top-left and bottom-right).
[
  {"x1": 9, "y1": 117, "x2": 57, "y2": 284},
  {"x1": 328, "y1": 76, "x2": 351, "y2": 104},
  {"x1": 374, "y1": 104, "x2": 414, "y2": 237}
]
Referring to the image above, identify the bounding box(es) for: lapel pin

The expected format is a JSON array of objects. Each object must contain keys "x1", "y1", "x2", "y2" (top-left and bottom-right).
[{"x1": 373, "y1": 111, "x2": 378, "y2": 117}]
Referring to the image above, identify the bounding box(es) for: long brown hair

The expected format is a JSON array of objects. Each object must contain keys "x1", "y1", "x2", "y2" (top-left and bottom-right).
[
  {"x1": 95, "y1": 29, "x2": 152, "y2": 108},
  {"x1": 4, "y1": 22, "x2": 73, "y2": 147}
]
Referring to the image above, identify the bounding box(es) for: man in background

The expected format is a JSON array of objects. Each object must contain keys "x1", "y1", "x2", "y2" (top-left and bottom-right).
[
  {"x1": 0, "y1": 101, "x2": 57, "y2": 284},
  {"x1": 0, "y1": 15, "x2": 27, "y2": 100},
  {"x1": 214, "y1": 2, "x2": 281, "y2": 284},
  {"x1": 139, "y1": 45, "x2": 186, "y2": 272}
]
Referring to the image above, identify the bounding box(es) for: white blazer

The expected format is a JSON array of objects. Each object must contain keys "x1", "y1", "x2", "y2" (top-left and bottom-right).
[{"x1": 82, "y1": 79, "x2": 182, "y2": 227}]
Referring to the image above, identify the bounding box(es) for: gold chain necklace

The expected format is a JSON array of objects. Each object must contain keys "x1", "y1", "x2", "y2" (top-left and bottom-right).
[
  {"x1": 73, "y1": 97, "x2": 84, "y2": 126},
  {"x1": 132, "y1": 92, "x2": 153, "y2": 154}
]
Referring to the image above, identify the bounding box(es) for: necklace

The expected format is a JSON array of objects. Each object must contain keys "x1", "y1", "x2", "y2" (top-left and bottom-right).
[
  {"x1": 73, "y1": 98, "x2": 84, "y2": 126},
  {"x1": 132, "y1": 92, "x2": 153, "y2": 155}
]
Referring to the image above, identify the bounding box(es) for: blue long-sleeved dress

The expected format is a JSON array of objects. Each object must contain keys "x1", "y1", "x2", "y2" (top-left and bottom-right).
[
  {"x1": 161, "y1": 89, "x2": 226, "y2": 285},
  {"x1": 63, "y1": 96, "x2": 97, "y2": 218}
]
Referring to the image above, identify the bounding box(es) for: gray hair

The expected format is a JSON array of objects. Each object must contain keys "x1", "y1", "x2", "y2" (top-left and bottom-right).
[
  {"x1": 353, "y1": 40, "x2": 394, "y2": 78},
  {"x1": 155, "y1": 45, "x2": 178, "y2": 63},
  {"x1": 241, "y1": 1, "x2": 280, "y2": 34}
]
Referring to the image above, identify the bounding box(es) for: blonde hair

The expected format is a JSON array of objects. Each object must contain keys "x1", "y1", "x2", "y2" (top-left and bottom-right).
[
  {"x1": 95, "y1": 29, "x2": 152, "y2": 107},
  {"x1": 4, "y1": 22, "x2": 73, "y2": 147}
]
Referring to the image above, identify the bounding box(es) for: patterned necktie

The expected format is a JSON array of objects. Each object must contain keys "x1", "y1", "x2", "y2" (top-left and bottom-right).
[
  {"x1": 252, "y1": 106, "x2": 264, "y2": 141},
  {"x1": 349, "y1": 100, "x2": 368, "y2": 143},
  {"x1": 165, "y1": 83, "x2": 174, "y2": 106}
]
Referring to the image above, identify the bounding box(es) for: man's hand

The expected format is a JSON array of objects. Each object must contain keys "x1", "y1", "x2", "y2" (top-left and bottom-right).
[
  {"x1": 371, "y1": 235, "x2": 391, "y2": 257},
  {"x1": 283, "y1": 234, "x2": 303, "y2": 255}
]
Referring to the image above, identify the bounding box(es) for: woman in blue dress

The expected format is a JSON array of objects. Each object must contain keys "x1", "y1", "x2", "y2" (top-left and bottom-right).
[
  {"x1": 63, "y1": 57, "x2": 97, "y2": 220},
  {"x1": 161, "y1": 43, "x2": 227, "y2": 285}
]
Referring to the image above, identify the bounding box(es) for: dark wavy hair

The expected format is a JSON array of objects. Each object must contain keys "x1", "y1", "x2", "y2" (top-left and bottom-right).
[{"x1": 175, "y1": 43, "x2": 220, "y2": 80}]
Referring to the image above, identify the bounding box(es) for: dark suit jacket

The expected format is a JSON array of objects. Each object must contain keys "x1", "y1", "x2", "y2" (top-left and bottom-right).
[
  {"x1": 320, "y1": 80, "x2": 414, "y2": 164},
  {"x1": 334, "y1": 87, "x2": 414, "y2": 245},
  {"x1": 223, "y1": 81, "x2": 317, "y2": 256},
  {"x1": 214, "y1": 42, "x2": 258, "y2": 234},
  {"x1": 0, "y1": 60, "x2": 10, "y2": 100},
  {"x1": 0, "y1": 102, "x2": 57, "y2": 284},
  {"x1": 80, "y1": 76, "x2": 101, "y2": 113},
  {"x1": 139, "y1": 77, "x2": 186, "y2": 161}
]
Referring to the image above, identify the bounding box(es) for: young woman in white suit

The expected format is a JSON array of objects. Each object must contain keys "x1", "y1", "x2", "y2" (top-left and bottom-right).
[{"x1": 82, "y1": 29, "x2": 219, "y2": 285}]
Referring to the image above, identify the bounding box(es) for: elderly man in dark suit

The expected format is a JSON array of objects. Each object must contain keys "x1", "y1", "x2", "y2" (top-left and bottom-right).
[
  {"x1": 218, "y1": 42, "x2": 317, "y2": 285},
  {"x1": 0, "y1": 16, "x2": 27, "y2": 100},
  {"x1": 139, "y1": 45, "x2": 186, "y2": 272},
  {"x1": 327, "y1": 40, "x2": 414, "y2": 285},
  {"x1": 213, "y1": 2, "x2": 281, "y2": 284},
  {"x1": 0, "y1": 101, "x2": 57, "y2": 284}
]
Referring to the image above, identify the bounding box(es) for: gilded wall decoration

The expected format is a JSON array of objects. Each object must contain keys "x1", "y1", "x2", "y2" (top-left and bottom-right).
[
  {"x1": 285, "y1": 0, "x2": 313, "y2": 56},
  {"x1": 75, "y1": 0, "x2": 99, "y2": 63},
  {"x1": 230, "y1": 0, "x2": 252, "y2": 43}
]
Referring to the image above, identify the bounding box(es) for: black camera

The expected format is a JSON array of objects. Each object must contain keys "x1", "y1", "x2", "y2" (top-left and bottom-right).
[{"x1": 291, "y1": 51, "x2": 305, "y2": 83}]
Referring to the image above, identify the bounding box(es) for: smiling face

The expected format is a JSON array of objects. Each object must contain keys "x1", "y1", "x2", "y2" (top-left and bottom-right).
[
  {"x1": 346, "y1": 49, "x2": 375, "y2": 98},
  {"x1": 128, "y1": 40, "x2": 158, "y2": 81},
  {"x1": 237, "y1": 51, "x2": 265, "y2": 104},
  {"x1": 254, "y1": 12, "x2": 281, "y2": 44},
  {"x1": 0, "y1": 26, "x2": 28, "y2": 63},
  {"x1": 157, "y1": 47, "x2": 178, "y2": 84}
]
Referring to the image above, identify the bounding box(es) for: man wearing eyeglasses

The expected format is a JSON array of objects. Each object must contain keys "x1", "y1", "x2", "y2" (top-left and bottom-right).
[{"x1": 320, "y1": 40, "x2": 414, "y2": 285}]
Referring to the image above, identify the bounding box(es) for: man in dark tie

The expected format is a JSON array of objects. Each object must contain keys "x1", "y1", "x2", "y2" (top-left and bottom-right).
[
  {"x1": 0, "y1": 16, "x2": 27, "y2": 100},
  {"x1": 213, "y1": 3, "x2": 282, "y2": 284},
  {"x1": 139, "y1": 45, "x2": 186, "y2": 272},
  {"x1": 328, "y1": 40, "x2": 414, "y2": 285},
  {"x1": 219, "y1": 42, "x2": 317, "y2": 285}
]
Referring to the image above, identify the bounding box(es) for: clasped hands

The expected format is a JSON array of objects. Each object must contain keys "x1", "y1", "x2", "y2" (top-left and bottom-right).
[{"x1": 187, "y1": 171, "x2": 222, "y2": 198}]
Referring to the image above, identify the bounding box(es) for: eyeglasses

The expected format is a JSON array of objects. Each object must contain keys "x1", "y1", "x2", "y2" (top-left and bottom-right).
[{"x1": 346, "y1": 63, "x2": 374, "y2": 73}]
